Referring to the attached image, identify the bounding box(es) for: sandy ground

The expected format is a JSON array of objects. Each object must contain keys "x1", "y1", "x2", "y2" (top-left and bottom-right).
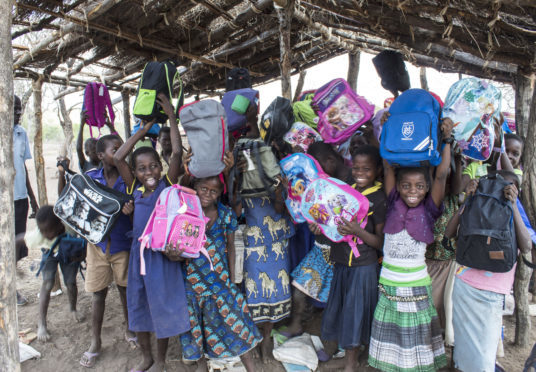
[{"x1": 15, "y1": 142, "x2": 536, "y2": 371}]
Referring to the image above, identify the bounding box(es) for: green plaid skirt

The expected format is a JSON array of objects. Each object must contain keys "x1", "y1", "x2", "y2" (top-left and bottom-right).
[{"x1": 368, "y1": 284, "x2": 447, "y2": 372}]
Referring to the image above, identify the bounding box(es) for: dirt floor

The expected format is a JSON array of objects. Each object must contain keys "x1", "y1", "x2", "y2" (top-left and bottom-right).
[{"x1": 15, "y1": 143, "x2": 536, "y2": 371}]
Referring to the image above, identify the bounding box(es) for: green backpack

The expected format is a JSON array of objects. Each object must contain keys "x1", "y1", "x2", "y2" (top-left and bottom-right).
[{"x1": 292, "y1": 96, "x2": 318, "y2": 129}]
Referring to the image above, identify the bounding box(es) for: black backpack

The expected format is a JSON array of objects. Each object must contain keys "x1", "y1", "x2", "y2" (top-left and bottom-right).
[
  {"x1": 456, "y1": 174, "x2": 517, "y2": 272},
  {"x1": 226, "y1": 68, "x2": 252, "y2": 91},
  {"x1": 260, "y1": 97, "x2": 294, "y2": 145},
  {"x1": 133, "y1": 61, "x2": 179, "y2": 123},
  {"x1": 372, "y1": 50, "x2": 410, "y2": 96}
]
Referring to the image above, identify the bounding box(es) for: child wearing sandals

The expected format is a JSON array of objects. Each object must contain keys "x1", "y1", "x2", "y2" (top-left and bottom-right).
[{"x1": 368, "y1": 119, "x2": 453, "y2": 372}]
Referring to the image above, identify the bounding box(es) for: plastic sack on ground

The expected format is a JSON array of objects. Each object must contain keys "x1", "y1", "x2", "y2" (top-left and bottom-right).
[{"x1": 273, "y1": 332, "x2": 318, "y2": 371}]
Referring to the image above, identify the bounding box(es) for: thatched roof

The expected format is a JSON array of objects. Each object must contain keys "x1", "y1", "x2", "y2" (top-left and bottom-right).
[{"x1": 11, "y1": 0, "x2": 536, "y2": 97}]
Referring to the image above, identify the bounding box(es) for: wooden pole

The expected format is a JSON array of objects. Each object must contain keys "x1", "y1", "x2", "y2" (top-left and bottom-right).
[
  {"x1": 0, "y1": 0, "x2": 21, "y2": 370},
  {"x1": 57, "y1": 97, "x2": 74, "y2": 159},
  {"x1": 420, "y1": 67, "x2": 429, "y2": 91},
  {"x1": 276, "y1": 0, "x2": 294, "y2": 100},
  {"x1": 347, "y1": 51, "x2": 360, "y2": 91},
  {"x1": 122, "y1": 91, "x2": 131, "y2": 139},
  {"x1": 293, "y1": 70, "x2": 307, "y2": 102},
  {"x1": 32, "y1": 77, "x2": 48, "y2": 206},
  {"x1": 514, "y1": 73, "x2": 534, "y2": 139}
]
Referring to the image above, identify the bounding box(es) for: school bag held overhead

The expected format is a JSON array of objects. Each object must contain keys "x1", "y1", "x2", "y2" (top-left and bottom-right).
[
  {"x1": 260, "y1": 96, "x2": 294, "y2": 145},
  {"x1": 380, "y1": 88, "x2": 442, "y2": 167},
  {"x1": 221, "y1": 88, "x2": 259, "y2": 132},
  {"x1": 82, "y1": 82, "x2": 115, "y2": 137}
]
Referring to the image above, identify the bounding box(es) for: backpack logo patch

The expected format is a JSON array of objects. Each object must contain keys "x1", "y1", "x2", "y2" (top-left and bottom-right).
[{"x1": 401, "y1": 121, "x2": 414, "y2": 140}]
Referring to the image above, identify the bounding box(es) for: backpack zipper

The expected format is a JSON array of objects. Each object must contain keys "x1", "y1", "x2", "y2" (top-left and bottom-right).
[{"x1": 220, "y1": 117, "x2": 226, "y2": 161}]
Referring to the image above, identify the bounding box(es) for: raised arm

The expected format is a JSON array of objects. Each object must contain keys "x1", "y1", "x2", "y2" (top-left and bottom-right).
[
  {"x1": 157, "y1": 94, "x2": 183, "y2": 184},
  {"x1": 431, "y1": 118, "x2": 453, "y2": 207},
  {"x1": 383, "y1": 160, "x2": 396, "y2": 196},
  {"x1": 77, "y1": 113, "x2": 86, "y2": 170}
]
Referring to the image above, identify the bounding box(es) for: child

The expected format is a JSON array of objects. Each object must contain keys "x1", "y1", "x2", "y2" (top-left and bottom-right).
[
  {"x1": 322, "y1": 145, "x2": 386, "y2": 371},
  {"x1": 368, "y1": 119, "x2": 453, "y2": 372},
  {"x1": 180, "y1": 175, "x2": 262, "y2": 372},
  {"x1": 24, "y1": 206, "x2": 83, "y2": 341},
  {"x1": 77, "y1": 114, "x2": 110, "y2": 172},
  {"x1": 505, "y1": 133, "x2": 523, "y2": 178},
  {"x1": 446, "y1": 171, "x2": 531, "y2": 371},
  {"x1": 74, "y1": 134, "x2": 135, "y2": 368},
  {"x1": 114, "y1": 94, "x2": 189, "y2": 372},
  {"x1": 157, "y1": 126, "x2": 171, "y2": 175}
]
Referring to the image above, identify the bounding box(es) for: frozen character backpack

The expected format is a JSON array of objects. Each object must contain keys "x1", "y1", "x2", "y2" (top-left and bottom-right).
[
  {"x1": 138, "y1": 185, "x2": 211, "y2": 275},
  {"x1": 380, "y1": 88, "x2": 442, "y2": 167},
  {"x1": 82, "y1": 82, "x2": 114, "y2": 138},
  {"x1": 283, "y1": 122, "x2": 322, "y2": 152},
  {"x1": 442, "y1": 78, "x2": 501, "y2": 161},
  {"x1": 300, "y1": 177, "x2": 369, "y2": 258},
  {"x1": 313, "y1": 78, "x2": 374, "y2": 145},
  {"x1": 280, "y1": 153, "x2": 326, "y2": 223},
  {"x1": 221, "y1": 88, "x2": 259, "y2": 132},
  {"x1": 179, "y1": 99, "x2": 229, "y2": 178}
]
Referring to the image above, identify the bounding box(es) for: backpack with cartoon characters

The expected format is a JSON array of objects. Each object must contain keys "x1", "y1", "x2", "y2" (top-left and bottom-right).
[{"x1": 283, "y1": 122, "x2": 322, "y2": 152}]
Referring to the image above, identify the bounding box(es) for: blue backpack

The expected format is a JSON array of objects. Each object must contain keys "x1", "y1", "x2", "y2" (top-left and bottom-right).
[
  {"x1": 221, "y1": 88, "x2": 259, "y2": 132},
  {"x1": 380, "y1": 89, "x2": 442, "y2": 167}
]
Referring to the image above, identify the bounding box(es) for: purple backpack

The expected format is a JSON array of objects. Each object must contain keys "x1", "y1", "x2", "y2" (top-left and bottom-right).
[
  {"x1": 82, "y1": 82, "x2": 115, "y2": 137},
  {"x1": 221, "y1": 88, "x2": 259, "y2": 132},
  {"x1": 313, "y1": 78, "x2": 374, "y2": 145}
]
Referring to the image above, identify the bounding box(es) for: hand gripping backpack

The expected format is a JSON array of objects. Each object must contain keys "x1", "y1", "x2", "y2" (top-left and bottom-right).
[
  {"x1": 260, "y1": 97, "x2": 294, "y2": 145},
  {"x1": 456, "y1": 174, "x2": 517, "y2": 272},
  {"x1": 221, "y1": 88, "x2": 259, "y2": 132},
  {"x1": 138, "y1": 185, "x2": 212, "y2": 275},
  {"x1": 82, "y1": 82, "x2": 115, "y2": 138},
  {"x1": 179, "y1": 100, "x2": 229, "y2": 178},
  {"x1": 442, "y1": 78, "x2": 501, "y2": 161},
  {"x1": 300, "y1": 177, "x2": 369, "y2": 258},
  {"x1": 380, "y1": 88, "x2": 442, "y2": 167},
  {"x1": 283, "y1": 122, "x2": 322, "y2": 152},
  {"x1": 280, "y1": 153, "x2": 326, "y2": 223},
  {"x1": 313, "y1": 78, "x2": 374, "y2": 145},
  {"x1": 133, "y1": 61, "x2": 179, "y2": 123}
]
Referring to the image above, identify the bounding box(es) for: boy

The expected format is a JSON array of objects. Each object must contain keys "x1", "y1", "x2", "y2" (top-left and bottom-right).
[
  {"x1": 505, "y1": 133, "x2": 524, "y2": 178},
  {"x1": 23, "y1": 206, "x2": 83, "y2": 341},
  {"x1": 77, "y1": 111, "x2": 116, "y2": 172}
]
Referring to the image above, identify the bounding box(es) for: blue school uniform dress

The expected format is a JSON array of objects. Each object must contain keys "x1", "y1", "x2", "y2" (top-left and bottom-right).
[
  {"x1": 288, "y1": 222, "x2": 315, "y2": 272},
  {"x1": 180, "y1": 203, "x2": 262, "y2": 361},
  {"x1": 127, "y1": 178, "x2": 190, "y2": 339},
  {"x1": 242, "y1": 196, "x2": 294, "y2": 323}
]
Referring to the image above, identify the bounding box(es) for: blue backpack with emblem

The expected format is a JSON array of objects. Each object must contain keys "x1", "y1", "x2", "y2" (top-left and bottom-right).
[{"x1": 380, "y1": 89, "x2": 442, "y2": 167}]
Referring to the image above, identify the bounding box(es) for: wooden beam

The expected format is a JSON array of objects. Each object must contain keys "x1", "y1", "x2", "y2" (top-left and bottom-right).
[
  {"x1": 32, "y1": 77, "x2": 48, "y2": 206},
  {"x1": 54, "y1": 87, "x2": 84, "y2": 100},
  {"x1": 514, "y1": 73, "x2": 534, "y2": 139},
  {"x1": 121, "y1": 91, "x2": 131, "y2": 139},
  {"x1": 293, "y1": 70, "x2": 307, "y2": 102},
  {"x1": 347, "y1": 51, "x2": 360, "y2": 91},
  {"x1": 277, "y1": 0, "x2": 294, "y2": 100},
  {"x1": 420, "y1": 67, "x2": 429, "y2": 91}
]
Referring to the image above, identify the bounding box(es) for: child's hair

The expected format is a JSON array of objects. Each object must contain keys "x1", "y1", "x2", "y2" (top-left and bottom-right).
[
  {"x1": 350, "y1": 144, "x2": 382, "y2": 168},
  {"x1": 396, "y1": 167, "x2": 431, "y2": 188},
  {"x1": 84, "y1": 137, "x2": 97, "y2": 148},
  {"x1": 96, "y1": 134, "x2": 121, "y2": 154},
  {"x1": 494, "y1": 170, "x2": 520, "y2": 189},
  {"x1": 158, "y1": 126, "x2": 170, "y2": 138},
  {"x1": 307, "y1": 141, "x2": 339, "y2": 162},
  {"x1": 130, "y1": 146, "x2": 161, "y2": 168},
  {"x1": 193, "y1": 175, "x2": 224, "y2": 190},
  {"x1": 505, "y1": 133, "x2": 524, "y2": 147},
  {"x1": 36, "y1": 205, "x2": 62, "y2": 228}
]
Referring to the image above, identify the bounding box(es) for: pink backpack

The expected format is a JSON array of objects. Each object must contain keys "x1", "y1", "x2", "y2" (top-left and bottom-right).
[
  {"x1": 313, "y1": 78, "x2": 374, "y2": 145},
  {"x1": 138, "y1": 185, "x2": 211, "y2": 275},
  {"x1": 300, "y1": 177, "x2": 369, "y2": 258},
  {"x1": 82, "y1": 82, "x2": 115, "y2": 137}
]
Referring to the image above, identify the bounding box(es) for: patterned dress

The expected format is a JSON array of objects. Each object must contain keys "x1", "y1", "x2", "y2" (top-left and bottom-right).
[
  {"x1": 242, "y1": 196, "x2": 295, "y2": 323},
  {"x1": 180, "y1": 203, "x2": 262, "y2": 361}
]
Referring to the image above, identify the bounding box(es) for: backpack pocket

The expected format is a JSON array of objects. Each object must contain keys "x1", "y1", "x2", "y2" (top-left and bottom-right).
[
  {"x1": 168, "y1": 215, "x2": 205, "y2": 258},
  {"x1": 133, "y1": 89, "x2": 156, "y2": 116},
  {"x1": 384, "y1": 112, "x2": 432, "y2": 153},
  {"x1": 150, "y1": 205, "x2": 168, "y2": 250}
]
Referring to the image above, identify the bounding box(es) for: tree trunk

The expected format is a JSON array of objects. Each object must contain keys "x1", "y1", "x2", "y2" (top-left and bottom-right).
[
  {"x1": 420, "y1": 67, "x2": 429, "y2": 91},
  {"x1": 514, "y1": 73, "x2": 533, "y2": 139},
  {"x1": 121, "y1": 91, "x2": 131, "y2": 139},
  {"x1": 0, "y1": 1, "x2": 21, "y2": 370},
  {"x1": 515, "y1": 252, "x2": 532, "y2": 346},
  {"x1": 347, "y1": 51, "x2": 360, "y2": 91},
  {"x1": 32, "y1": 77, "x2": 48, "y2": 206},
  {"x1": 58, "y1": 97, "x2": 74, "y2": 159},
  {"x1": 276, "y1": 0, "x2": 293, "y2": 100},
  {"x1": 19, "y1": 86, "x2": 33, "y2": 120},
  {"x1": 292, "y1": 70, "x2": 307, "y2": 102}
]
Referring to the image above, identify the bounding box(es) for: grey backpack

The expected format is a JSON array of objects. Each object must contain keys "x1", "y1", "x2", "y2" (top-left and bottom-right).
[{"x1": 179, "y1": 100, "x2": 229, "y2": 178}]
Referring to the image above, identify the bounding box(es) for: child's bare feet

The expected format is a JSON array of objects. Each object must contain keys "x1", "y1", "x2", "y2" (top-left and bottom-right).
[
  {"x1": 193, "y1": 358, "x2": 207, "y2": 372},
  {"x1": 125, "y1": 330, "x2": 138, "y2": 349},
  {"x1": 72, "y1": 310, "x2": 85, "y2": 322},
  {"x1": 260, "y1": 337, "x2": 273, "y2": 364},
  {"x1": 132, "y1": 357, "x2": 153, "y2": 372},
  {"x1": 37, "y1": 324, "x2": 51, "y2": 341}
]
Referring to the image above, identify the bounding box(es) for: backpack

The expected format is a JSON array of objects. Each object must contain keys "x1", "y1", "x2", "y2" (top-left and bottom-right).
[
  {"x1": 260, "y1": 97, "x2": 294, "y2": 145},
  {"x1": 36, "y1": 233, "x2": 87, "y2": 278},
  {"x1": 138, "y1": 185, "x2": 211, "y2": 275},
  {"x1": 226, "y1": 68, "x2": 252, "y2": 91},
  {"x1": 133, "y1": 61, "x2": 178, "y2": 123},
  {"x1": 292, "y1": 99, "x2": 319, "y2": 129},
  {"x1": 280, "y1": 153, "x2": 326, "y2": 223},
  {"x1": 372, "y1": 50, "x2": 411, "y2": 95},
  {"x1": 380, "y1": 88, "x2": 442, "y2": 167},
  {"x1": 456, "y1": 174, "x2": 517, "y2": 273},
  {"x1": 228, "y1": 138, "x2": 281, "y2": 200},
  {"x1": 300, "y1": 177, "x2": 369, "y2": 258},
  {"x1": 54, "y1": 169, "x2": 133, "y2": 245},
  {"x1": 221, "y1": 88, "x2": 259, "y2": 132},
  {"x1": 283, "y1": 122, "x2": 322, "y2": 152},
  {"x1": 131, "y1": 119, "x2": 161, "y2": 138},
  {"x1": 313, "y1": 78, "x2": 374, "y2": 144},
  {"x1": 443, "y1": 78, "x2": 501, "y2": 161},
  {"x1": 179, "y1": 100, "x2": 229, "y2": 178},
  {"x1": 82, "y1": 82, "x2": 114, "y2": 138}
]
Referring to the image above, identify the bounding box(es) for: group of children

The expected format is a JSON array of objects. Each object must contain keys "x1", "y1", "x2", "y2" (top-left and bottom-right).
[{"x1": 22, "y1": 79, "x2": 535, "y2": 372}]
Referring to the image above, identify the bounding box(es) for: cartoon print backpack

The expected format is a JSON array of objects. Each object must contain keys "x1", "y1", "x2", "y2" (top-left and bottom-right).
[
  {"x1": 442, "y1": 78, "x2": 501, "y2": 161},
  {"x1": 380, "y1": 88, "x2": 442, "y2": 167},
  {"x1": 221, "y1": 88, "x2": 259, "y2": 132},
  {"x1": 82, "y1": 82, "x2": 115, "y2": 138},
  {"x1": 283, "y1": 122, "x2": 322, "y2": 152},
  {"x1": 138, "y1": 185, "x2": 211, "y2": 275},
  {"x1": 179, "y1": 99, "x2": 229, "y2": 178},
  {"x1": 313, "y1": 78, "x2": 374, "y2": 145},
  {"x1": 300, "y1": 177, "x2": 369, "y2": 258},
  {"x1": 280, "y1": 153, "x2": 326, "y2": 223}
]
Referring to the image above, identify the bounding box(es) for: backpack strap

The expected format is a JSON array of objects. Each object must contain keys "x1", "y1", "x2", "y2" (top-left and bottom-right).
[
  {"x1": 251, "y1": 141, "x2": 276, "y2": 199},
  {"x1": 36, "y1": 233, "x2": 66, "y2": 277},
  {"x1": 138, "y1": 192, "x2": 165, "y2": 276},
  {"x1": 103, "y1": 84, "x2": 115, "y2": 126}
]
